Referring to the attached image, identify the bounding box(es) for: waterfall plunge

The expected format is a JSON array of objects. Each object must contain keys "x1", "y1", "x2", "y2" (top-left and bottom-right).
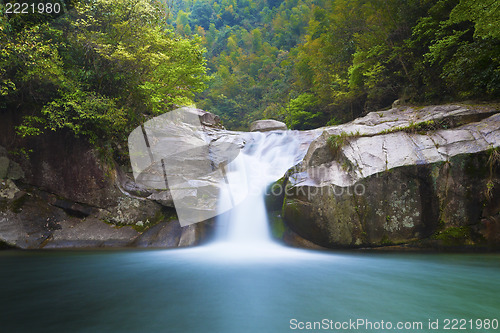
[{"x1": 208, "y1": 131, "x2": 306, "y2": 256}]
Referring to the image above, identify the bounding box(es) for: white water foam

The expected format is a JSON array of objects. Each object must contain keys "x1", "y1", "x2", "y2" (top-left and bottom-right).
[{"x1": 202, "y1": 130, "x2": 318, "y2": 261}]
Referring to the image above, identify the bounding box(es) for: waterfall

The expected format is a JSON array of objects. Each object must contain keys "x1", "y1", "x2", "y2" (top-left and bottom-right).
[
  {"x1": 210, "y1": 130, "x2": 307, "y2": 251},
  {"x1": 128, "y1": 108, "x2": 320, "y2": 257}
]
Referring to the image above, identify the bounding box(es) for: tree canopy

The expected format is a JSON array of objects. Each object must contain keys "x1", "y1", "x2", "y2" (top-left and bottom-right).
[
  {"x1": 168, "y1": 0, "x2": 500, "y2": 130},
  {"x1": 2, "y1": 0, "x2": 499, "y2": 135},
  {"x1": 1, "y1": 0, "x2": 208, "y2": 147}
]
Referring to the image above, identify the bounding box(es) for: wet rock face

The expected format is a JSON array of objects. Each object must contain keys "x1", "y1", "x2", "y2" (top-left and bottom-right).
[
  {"x1": 103, "y1": 196, "x2": 163, "y2": 226},
  {"x1": 284, "y1": 165, "x2": 441, "y2": 247},
  {"x1": 21, "y1": 132, "x2": 120, "y2": 208},
  {"x1": 0, "y1": 182, "x2": 66, "y2": 249},
  {"x1": 0, "y1": 109, "x2": 223, "y2": 249},
  {"x1": 0, "y1": 169, "x2": 214, "y2": 250},
  {"x1": 43, "y1": 218, "x2": 140, "y2": 249},
  {"x1": 133, "y1": 220, "x2": 213, "y2": 248},
  {"x1": 283, "y1": 105, "x2": 500, "y2": 249},
  {"x1": 250, "y1": 119, "x2": 287, "y2": 132},
  {"x1": 0, "y1": 146, "x2": 24, "y2": 181}
]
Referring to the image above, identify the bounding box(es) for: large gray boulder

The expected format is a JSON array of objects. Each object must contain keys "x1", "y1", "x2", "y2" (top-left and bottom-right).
[
  {"x1": 0, "y1": 145, "x2": 24, "y2": 180},
  {"x1": 128, "y1": 107, "x2": 245, "y2": 226},
  {"x1": 186, "y1": 108, "x2": 224, "y2": 129},
  {"x1": 0, "y1": 180, "x2": 140, "y2": 249},
  {"x1": 283, "y1": 104, "x2": 500, "y2": 249},
  {"x1": 21, "y1": 133, "x2": 120, "y2": 208},
  {"x1": 132, "y1": 220, "x2": 212, "y2": 248},
  {"x1": 133, "y1": 221, "x2": 183, "y2": 247},
  {"x1": 0, "y1": 183, "x2": 67, "y2": 249},
  {"x1": 43, "y1": 218, "x2": 139, "y2": 249},
  {"x1": 250, "y1": 119, "x2": 287, "y2": 132},
  {"x1": 0, "y1": 108, "x2": 224, "y2": 249}
]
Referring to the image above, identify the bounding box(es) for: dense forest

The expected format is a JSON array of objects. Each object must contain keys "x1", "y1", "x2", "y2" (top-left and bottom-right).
[
  {"x1": 0, "y1": 0, "x2": 208, "y2": 156},
  {"x1": 1, "y1": 0, "x2": 499, "y2": 139},
  {"x1": 170, "y1": 0, "x2": 500, "y2": 129}
]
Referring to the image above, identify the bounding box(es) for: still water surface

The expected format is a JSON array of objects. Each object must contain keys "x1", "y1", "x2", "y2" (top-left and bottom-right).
[{"x1": 1, "y1": 248, "x2": 499, "y2": 332}]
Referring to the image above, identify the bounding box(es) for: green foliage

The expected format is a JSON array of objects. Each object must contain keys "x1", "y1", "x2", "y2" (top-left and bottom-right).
[
  {"x1": 439, "y1": 39, "x2": 500, "y2": 98},
  {"x1": 380, "y1": 234, "x2": 394, "y2": 246},
  {"x1": 379, "y1": 119, "x2": 451, "y2": 135},
  {"x1": 1, "y1": 23, "x2": 66, "y2": 105},
  {"x1": 183, "y1": 0, "x2": 500, "y2": 129},
  {"x1": 326, "y1": 117, "x2": 341, "y2": 126},
  {"x1": 327, "y1": 132, "x2": 349, "y2": 158},
  {"x1": 37, "y1": 90, "x2": 126, "y2": 144},
  {"x1": 433, "y1": 226, "x2": 471, "y2": 246},
  {"x1": 1, "y1": 0, "x2": 208, "y2": 147},
  {"x1": 449, "y1": 0, "x2": 500, "y2": 39},
  {"x1": 3, "y1": 0, "x2": 499, "y2": 136},
  {"x1": 166, "y1": 0, "x2": 312, "y2": 129},
  {"x1": 285, "y1": 93, "x2": 321, "y2": 130}
]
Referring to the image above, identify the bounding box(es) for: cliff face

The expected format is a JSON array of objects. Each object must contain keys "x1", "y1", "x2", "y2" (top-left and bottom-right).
[
  {"x1": 282, "y1": 104, "x2": 500, "y2": 249},
  {"x1": 0, "y1": 109, "x2": 223, "y2": 249}
]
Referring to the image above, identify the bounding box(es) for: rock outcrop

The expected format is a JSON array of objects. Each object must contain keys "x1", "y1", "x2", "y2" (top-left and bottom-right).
[
  {"x1": 282, "y1": 104, "x2": 500, "y2": 249},
  {"x1": 0, "y1": 108, "x2": 223, "y2": 249},
  {"x1": 2, "y1": 104, "x2": 499, "y2": 250},
  {"x1": 128, "y1": 107, "x2": 245, "y2": 226},
  {"x1": 19, "y1": 132, "x2": 120, "y2": 208},
  {"x1": 0, "y1": 146, "x2": 24, "y2": 181},
  {"x1": 250, "y1": 119, "x2": 287, "y2": 132},
  {"x1": 187, "y1": 107, "x2": 224, "y2": 129}
]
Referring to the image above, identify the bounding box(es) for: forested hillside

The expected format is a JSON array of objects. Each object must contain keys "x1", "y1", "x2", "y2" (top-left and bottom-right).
[
  {"x1": 1, "y1": 0, "x2": 499, "y2": 136},
  {"x1": 1, "y1": 0, "x2": 208, "y2": 154},
  {"x1": 170, "y1": 0, "x2": 500, "y2": 130}
]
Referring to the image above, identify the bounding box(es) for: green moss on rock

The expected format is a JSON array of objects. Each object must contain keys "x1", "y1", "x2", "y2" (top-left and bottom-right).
[
  {"x1": 432, "y1": 226, "x2": 471, "y2": 246},
  {"x1": 265, "y1": 177, "x2": 286, "y2": 211},
  {"x1": 380, "y1": 234, "x2": 394, "y2": 246},
  {"x1": 268, "y1": 211, "x2": 285, "y2": 239}
]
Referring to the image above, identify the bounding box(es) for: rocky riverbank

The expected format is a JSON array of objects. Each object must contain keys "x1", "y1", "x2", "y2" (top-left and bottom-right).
[
  {"x1": 0, "y1": 109, "x2": 223, "y2": 249},
  {"x1": 280, "y1": 104, "x2": 500, "y2": 250},
  {"x1": 1, "y1": 104, "x2": 499, "y2": 250}
]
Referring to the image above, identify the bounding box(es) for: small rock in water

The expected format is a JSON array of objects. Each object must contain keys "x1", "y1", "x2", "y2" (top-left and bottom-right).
[{"x1": 250, "y1": 119, "x2": 287, "y2": 132}]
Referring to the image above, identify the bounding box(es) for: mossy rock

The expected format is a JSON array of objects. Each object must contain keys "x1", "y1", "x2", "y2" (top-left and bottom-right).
[
  {"x1": 268, "y1": 211, "x2": 285, "y2": 239},
  {"x1": 132, "y1": 207, "x2": 178, "y2": 232},
  {"x1": 264, "y1": 177, "x2": 286, "y2": 211},
  {"x1": 432, "y1": 226, "x2": 472, "y2": 246},
  {"x1": 379, "y1": 234, "x2": 394, "y2": 246}
]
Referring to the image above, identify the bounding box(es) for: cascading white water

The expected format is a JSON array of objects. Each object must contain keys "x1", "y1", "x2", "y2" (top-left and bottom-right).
[{"x1": 211, "y1": 130, "x2": 307, "y2": 251}]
